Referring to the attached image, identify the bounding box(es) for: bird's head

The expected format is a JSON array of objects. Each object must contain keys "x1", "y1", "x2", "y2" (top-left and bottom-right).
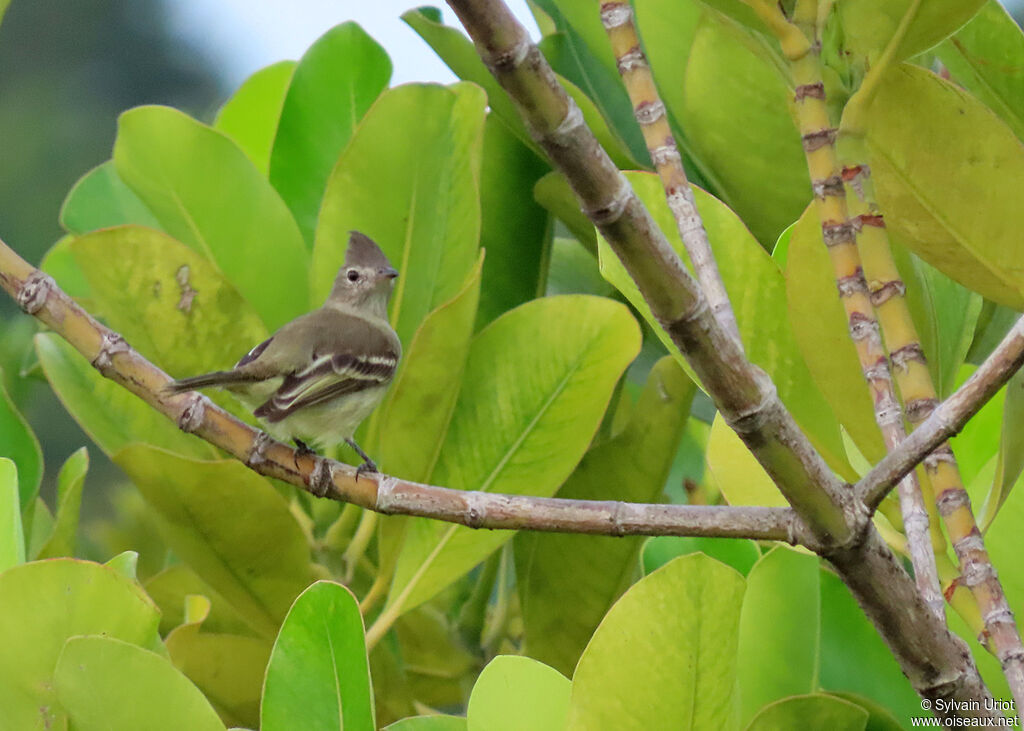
[{"x1": 327, "y1": 231, "x2": 399, "y2": 315}]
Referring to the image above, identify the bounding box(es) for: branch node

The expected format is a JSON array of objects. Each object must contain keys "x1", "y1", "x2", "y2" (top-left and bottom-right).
[
  {"x1": 634, "y1": 100, "x2": 666, "y2": 126},
  {"x1": 584, "y1": 174, "x2": 631, "y2": 226},
  {"x1": 794, "y1": 82, "x2": 825, "y2": 101},
  {"x1": 962, "y1": 557, "x2": 997, "y2": 588},
  {"x1": 836, "y1": 268, "x2": 868, "y2": 297},
  {"x1": 246, "y1": 432, "x2": 273, "y2": 468},
  {"x1": 609, "y1": 501, "x2": 627, "y2": 537},
  {"x1": 650, "y1": 144, "x2": 681, "y2": 166},
  {"x1": 599, "y1": 1, "x2": 632, "y2": 29},
  {"x1": 802, "y1": 128, "x2": 838, "y2": 152},
  {"x1": 91, "y1": 331, "x2": 131, "y2": 374},
  {"x1": 868, "y1": 279, "x2": 907, "y2": 306},
  {"x1": 890, "y1": 343, "x2": 927, "y2": 371},
  {"x1": 17, "y1": 270, "x2": 55, "y2": 314},
  {"x1": 617, "y1": 46, "x2": 646, "y2": 73},
  {"x1": 176, "y1": 393, "x2": 207, "y2": 434},
  {"x1": 308, "y1": 457, "x2": 335, "y2": 499},
  {"x1": 812, "y1": 175, "x2": 844, "y2": 198},
  {"x1": 936, "y1": 486, "x2": 970, "y2": 516},
  {"x1": 822, "y1": 220, "x2": 855, "y2": 247},
  {"x1": 489, "y1": 38, "x2": 529, "y2": 72},
  {"x1": 906, "y1": 398, "x2": 940, "y2": 424},
  {"x1": 848, "y1": 312, "x2": 880, "y2": 343}
]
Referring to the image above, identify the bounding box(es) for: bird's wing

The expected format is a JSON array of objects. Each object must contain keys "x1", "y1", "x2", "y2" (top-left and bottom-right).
[{"x1": 254, "y1": 351, "x2": 397, "y2": 423}]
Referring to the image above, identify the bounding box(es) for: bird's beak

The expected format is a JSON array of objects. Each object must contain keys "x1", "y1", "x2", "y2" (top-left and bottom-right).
[{"x1": 379, "y1": 267, "x2": 399, "y2": 280}]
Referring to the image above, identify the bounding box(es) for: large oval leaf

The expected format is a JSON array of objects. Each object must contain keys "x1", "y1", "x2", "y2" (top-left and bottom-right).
[
  {"x1": 0, "y1": 366, "x2": 41, "y2": 511},
  {"x1": 865, "y1": 63, "x2": 1024, "y2": 309},
  {"x1": 312, "y1": 82, "x2": 485, "y2": 346},
  {"x1": 59, "y1": 160, "x2": 161, "y2": 235},
  {"x1": 738, "y1": 547, "x2": 820, "y2": 726},
  {"x1": 55, "y1": 636, "x2": 225, "y2": 731},
  {"x1": 269, "y1": 22, "x2": 391, "y2": 246},
  {"x1": 599, "y1": 173, "x2": 853, "y2": 479},
  {"x1": 515, "y1": 358, "x2": 694, "y2": 676},
  {"x1": 0, "y1": 559, "x2": 161, "y2": 730},
  {"x1": 467, "y1": 655, "x2": 569, "y2": 731},
  {"x1": 936, "y1": 1, "x2": 1024, "y2": 142},
  {"x1": 70, "y1": 226, "x2": 268, "y2": 383},
  {"x1": 214, "y1": 61, "x2": 297, "y2": 176},
  {"x1": 113, "y1": 105, "x2": 309, "y2": 330},
  {"x1": 567, "y1": 554, "x2": 745, "y2": 730},
  {"x1": 746, "y1": 694, "x2": 868, "y2": 731},
  {"x1": 385, "y1": 295, "x2": 640, "y2": 615},
  {"x1": 261, "y1": 581, "x2": 374, "y2": 731},
  {"x1": 0, "y1": 459, "x2": 24, "y2": 572},
  {"x1": 114, "y1": 445, "x2": 313, "y2": 638},
  {"x1": 839, "y1": 0, "x2": 985, "y2": 63}
]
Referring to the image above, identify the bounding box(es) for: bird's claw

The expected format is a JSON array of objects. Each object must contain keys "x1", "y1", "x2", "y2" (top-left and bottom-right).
[{"x1": 354, "y1": 459, "x2": 378, "y2": 482}]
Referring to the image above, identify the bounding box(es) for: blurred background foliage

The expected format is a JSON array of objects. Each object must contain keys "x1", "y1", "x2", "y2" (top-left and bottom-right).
[{"x1": 0, "y1": 0, "x2": 222, "y2": 533}]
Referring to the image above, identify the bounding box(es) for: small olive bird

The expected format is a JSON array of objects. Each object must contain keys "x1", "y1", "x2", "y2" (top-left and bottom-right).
[{"x1": 167, "y1": 231, "x2": 401, "y2": 474}]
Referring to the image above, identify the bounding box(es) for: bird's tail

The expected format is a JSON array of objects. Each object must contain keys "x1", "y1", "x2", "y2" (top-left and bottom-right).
[{"x1": 165, "y1": 371, "x2": 254, "y2": 394}]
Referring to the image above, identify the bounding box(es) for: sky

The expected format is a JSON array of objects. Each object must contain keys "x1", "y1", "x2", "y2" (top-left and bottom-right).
[{"x1": 165, "y1": 0, "x2": 540, "y2": 90}]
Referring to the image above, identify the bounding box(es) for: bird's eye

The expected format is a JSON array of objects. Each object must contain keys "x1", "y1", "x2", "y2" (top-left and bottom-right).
[{"x1": 346, "y1": 269, "x2": 360, "y2": 282}]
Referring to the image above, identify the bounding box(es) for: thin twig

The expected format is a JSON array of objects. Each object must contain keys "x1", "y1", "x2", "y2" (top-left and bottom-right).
[
  {"x1": 599, "y1": 1, "x2": 743, "y2": 348},
  {"x1": 859, "y1": 314, "x2": 1024, "y2": 510},
  {"x1": 0, "y1": 236, "x2": 806, "y2": 543}
]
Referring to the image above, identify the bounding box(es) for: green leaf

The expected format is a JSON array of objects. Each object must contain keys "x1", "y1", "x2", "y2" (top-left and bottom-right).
[
  {"x1": 600, "y1": 174, "x2": 854, "y2": 479},
  {"x1": 0, "y1": 459, "x2": 24, "y2": 571},
  {"x1": 936, "y1": 1, "x2": 1024, "y2": 142},
  {"x1": 786, "y1": 205, "x2": 886, "y2": 464},
  {"x1": 533, "y1": 172, "x2": 596, "y2": 252},
  {"x1": 59, "y1": 160, "x2": 161, "y2": 235},
  {"x1": 818, "y1": 569, "x2": 921, "y2": 721},
  {"x1": 165, "y1": 595, "x2": 272, "y2": 729},
  {"x1": 387, "y1": 295, "x2": 640, "y2": 615},
  {"x1": 269, "y1": 23, "x2": 391, "y2": 246},
  {"x1": 55, "y1": 636, "x2": 225, "y2": 731},
  {"x1": 214, "y1": 61, "x2": 297, "y2": 176},
  {"x1": 738, "y1": 547, "x2": 820, "y2": 726},
  {"x1": 642, "y1": 535, "x2": 761, "y2": 577},
  {"x1": 0, "y1": 365, "x2": 42, "y2": 511},
  {"x1": 114, "y1": 445, "x2": 313, "y2": 638},
  {"x1": 979, "y1": 370, "x2": 1024, "y2": 529},
  {"x1": 745, "y1": 694, "x2": 868, "y2": 731},
  {"x1": 145, "y1": 564, "x2": 256, "y2": 637},
  {"x1": 546, "y1": 237, "x2": 612, "y2": 297},
  {"x1": 0, "y1": 559, "x2": 161, "y2": 730},
  {"x1": 706, "y1": 414, "x2": 787, "y2": 507},
  {"x1": 477, "y1": 116, "x2": 550, "y2": 328},
  {"x1": 374, "y1": 254, "x2": 483, "y2": 482},
  {"x1": 467, "y1": 655, "x2": 570, "y2": 731},
  {"x1": 312, "y1": 82, "x2": 485, "y2": 345},
  {"x1": 386, "y1": 717, "x2": 467, "y2": 731},
  {"x1": 402, "y1": 9, "x2": 540, "y2": 155},
  {"x1": 635, "y1": 0, "x2": 809, "y2": 245},
  {"x1": 41, "y1": 234, "x2": 93, "y2": 304},
  {"x1": 36, "y1": 332, "x2": 216, "y2": 459},
  {"x1": 865, "y1": 64, "x2": 1024, "y2": 310},
  {"x1": 113, "y1": 105, "x2": 309, "y2": 330},
  {"x1": 262, "y1": 581, "x2": 374, "y2": 731},
  {"x1": 515, "y1": 357, "x2": 694, "y2": 676},
  {"x1": 567, "y1": 554, "x2": 745, "y2": 730},
  {"x1": 839, "y1": 0, "x2": 985, "y2": 64},
  {"x1": 36, "y1": 447, "x2": 88, "y2": 559},
  {"x1": 105, "y1": 550, "x2": 139, "y2": 580},
  {"x1": 70, "y1": 226, "x2": 269, "y2": 386}
]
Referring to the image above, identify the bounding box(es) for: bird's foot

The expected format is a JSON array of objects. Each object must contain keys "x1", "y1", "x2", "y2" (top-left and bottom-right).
[
  {"x1": 345, "y1": 438, "x2": 379, "y2": 482},
  {"x1": 354, "y1": 460, "x2": 379, "y2": 481},
  {"x1": 293, "y1": 438, "x2": 318, "y2": 472}
]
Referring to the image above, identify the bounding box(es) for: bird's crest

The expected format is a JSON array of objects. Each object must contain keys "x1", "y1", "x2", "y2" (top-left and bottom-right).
[{"x1": 345, "y1": 231, "x2": 393, "y2": 270}]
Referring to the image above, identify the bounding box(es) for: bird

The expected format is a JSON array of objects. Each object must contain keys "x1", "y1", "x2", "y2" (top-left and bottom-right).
[{"x1": 167, "y1": 231, "x2": 401, "y2": 476}]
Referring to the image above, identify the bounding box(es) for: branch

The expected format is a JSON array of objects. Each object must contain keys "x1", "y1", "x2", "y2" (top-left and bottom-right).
[
  {"x1": 753, "y1": 0, "x2": 943, "y2": 618},
  {"x1": 859, "y1": 314, "x2": 1024, "y2": 510},
  {"x1": 599, "y1": 1, "x2": 743, "y2": 348},
  {"x1": 446, "y1": 0, "x2": 998, "y2": 718},
  {"x1": 0, "y1": 236, "x2": 808, "y2": 544}
]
